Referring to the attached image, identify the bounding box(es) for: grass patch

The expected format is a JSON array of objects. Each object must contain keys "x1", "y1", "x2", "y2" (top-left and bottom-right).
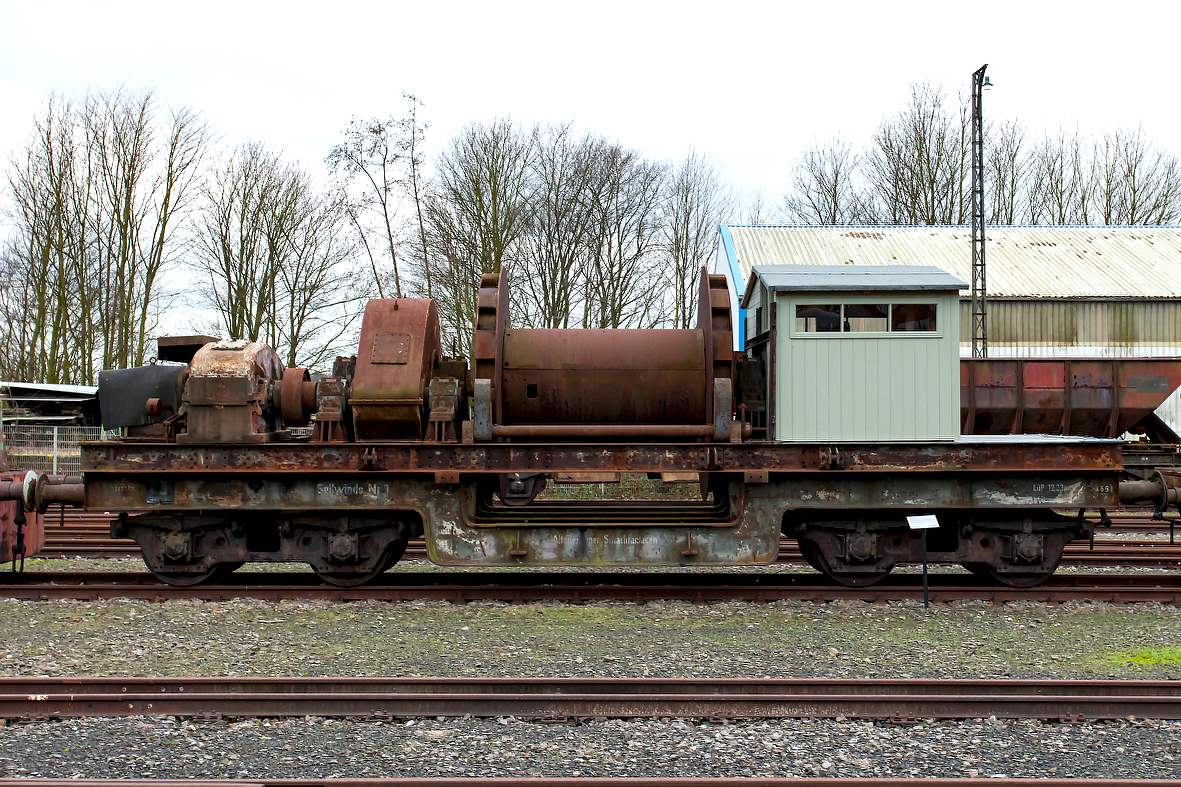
[{"x1": 1111, "y1": 646, "x2": 1181, "y2": 667}]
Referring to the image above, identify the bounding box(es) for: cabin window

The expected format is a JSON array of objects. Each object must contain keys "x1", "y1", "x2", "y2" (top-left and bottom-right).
[
  {"x1": 891, "y1": 303, "x2": 937, "y2": 331},
  {"x1": 796, "y1": 304, "x2": 841, "y2": 332},
  {"x1": 793, "y1": 303, "x2": 938, "y2": 334},
  {"x1": 843, "y1": 304, "x2": 888, "y2": 332}
]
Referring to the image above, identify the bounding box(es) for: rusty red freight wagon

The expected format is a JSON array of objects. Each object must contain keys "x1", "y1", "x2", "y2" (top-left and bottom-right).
[{"x1": 962, "y1": 358, "x2": 1181, "y2": 439}]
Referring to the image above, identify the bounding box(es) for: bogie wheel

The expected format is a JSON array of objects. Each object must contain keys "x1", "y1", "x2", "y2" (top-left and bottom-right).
[
  {"x1": 798, "y1": 538, "x2": 892, "y2": 587},
  {"x1": 796, "y1": 539, "x2": 824, "y2": 573},
  {"x1": 960, "y1": 562, "x2": 993, "y2": 579},
  {"x1": 148, "y1": 566, "x2": 220, "y2": 587},
  {"x1": 978, "y1": 565, "x2": 1057, "y2": 588},
  {"x1": 965, "y1": 536, "x2": 1065, "y2": 587},
  {"x1": 214, "y1": 562, "x2": 245, "y2": 579},
  {"x1": 313, "y1": 539, "x2": 407, "y2": 588}
]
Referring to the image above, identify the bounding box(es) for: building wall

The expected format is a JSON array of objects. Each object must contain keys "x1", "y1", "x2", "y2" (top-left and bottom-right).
[
  {"x1": 775, "y1": 291, "x2": 961, "y2": 441},
  {"x1": 958, "y1": 299, "x2": 1181, "y2": 357}
]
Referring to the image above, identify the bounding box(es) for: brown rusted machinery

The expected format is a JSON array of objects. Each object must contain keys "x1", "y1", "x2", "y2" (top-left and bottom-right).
[
  {"x1": 157, "y1": 269, "x2": 749, "y2": 450},
  {"x1": 7, "y1": 266, "x2": 1181, "y2": 588}
]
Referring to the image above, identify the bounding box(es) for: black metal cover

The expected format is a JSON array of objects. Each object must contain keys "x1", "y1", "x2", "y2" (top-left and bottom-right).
[{"x1": 98, "y1": 365, "x2": 187, "y2": 429}]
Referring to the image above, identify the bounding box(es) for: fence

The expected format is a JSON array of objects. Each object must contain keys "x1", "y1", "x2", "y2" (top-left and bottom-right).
[
  {"x1": 1, "y1": 425, "x2": 313, "y2": 475},
  {"x1": 1, "y1": 425, "x2": 108, "y2": 475}
]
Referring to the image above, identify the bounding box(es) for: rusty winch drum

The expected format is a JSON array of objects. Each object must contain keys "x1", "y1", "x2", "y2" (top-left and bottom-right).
[{"x1": 471, "y1": 268, "x2": 738, "y2": 442}]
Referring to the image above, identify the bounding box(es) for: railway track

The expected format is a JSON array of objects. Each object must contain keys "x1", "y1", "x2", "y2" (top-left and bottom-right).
[
  {"x1": 4, "y1": 676, "x2": 1181, "y2": 722},
  {"x1": 3, "y1": 570, "x2": 1180, "y2": 603},
  {"x1": 1, "y1": 781, "x2": 1175, "y2": 787},
  {"x1": 4, "y1": 775, "x2": 1176, "y2": 779},
  {"x1": 32, "y1": 512, "x2": 1181, "y2": 567}
]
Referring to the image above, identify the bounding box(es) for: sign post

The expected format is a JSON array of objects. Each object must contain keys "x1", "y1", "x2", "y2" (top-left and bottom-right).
[{"x1": 906, "y1": 515, "x2": 940, "y2": 609}]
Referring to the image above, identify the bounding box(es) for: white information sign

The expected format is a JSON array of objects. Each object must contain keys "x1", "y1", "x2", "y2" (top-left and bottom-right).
[{"x1": 906, "y1": 514, "x2": 940, "y2": 530}]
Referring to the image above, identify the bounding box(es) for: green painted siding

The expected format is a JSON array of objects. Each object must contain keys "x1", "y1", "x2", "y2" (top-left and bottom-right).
[{"x1": 777, "y1": 292, "x2": 960, "y2": 441}]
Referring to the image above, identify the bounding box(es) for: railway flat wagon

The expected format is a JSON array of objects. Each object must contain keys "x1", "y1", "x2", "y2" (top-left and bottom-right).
[{"x1": 4, "y1": 265, "x2": 1179, "y2": 588}]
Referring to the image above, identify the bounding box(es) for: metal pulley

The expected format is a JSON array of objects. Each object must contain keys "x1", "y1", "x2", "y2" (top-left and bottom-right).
[{"x1": 276, "y1": 367, "x2": 318, "y2": 427}]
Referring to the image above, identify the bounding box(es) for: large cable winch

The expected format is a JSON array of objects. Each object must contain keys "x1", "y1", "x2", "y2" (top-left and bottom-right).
[{"x1": 469, "y1": 267, "x2": 746, "y2": 442}]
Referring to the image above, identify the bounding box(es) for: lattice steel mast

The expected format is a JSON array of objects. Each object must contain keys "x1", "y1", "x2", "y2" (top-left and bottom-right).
[{"x1": 971, "y1": 64, "x2": 990, "y2": 359}]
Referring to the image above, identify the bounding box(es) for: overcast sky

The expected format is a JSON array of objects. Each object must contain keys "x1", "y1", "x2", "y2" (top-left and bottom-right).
[{"x1": 2, "y1": 0, "x2": 1177, "y2": 220}]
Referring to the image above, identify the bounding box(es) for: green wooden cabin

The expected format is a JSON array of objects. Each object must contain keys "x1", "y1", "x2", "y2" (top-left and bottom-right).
[{"x1": 742, "y1": 265, "x2": 968, "y2": 442}]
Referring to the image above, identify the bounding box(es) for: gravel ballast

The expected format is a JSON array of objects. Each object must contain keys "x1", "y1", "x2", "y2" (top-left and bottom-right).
[
  {"x1": 2, "y1": 585, "x2": 1181, "y2": 777},
  {"x1": 2, "y1": 716, "x2": 1179, "y2": 779},
  {"x1": 2, "y1": 596, "x2": 1180, "y2": 680}
]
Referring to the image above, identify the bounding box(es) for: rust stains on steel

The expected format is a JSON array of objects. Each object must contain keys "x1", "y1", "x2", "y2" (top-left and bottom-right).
[
  {"x1": 80, "y1": 441, "x2": 1121, "y2": 475},
  {"x1": 351, "y1": 299, "x2": 442, "y2": 441},
  {"x1": 474, "y1": 267, "x2": 736, "y2": 441},
  {"x1": 0, "y1": 472, "x2": 44, "y2": 565},
  {"x1": 33, "y1": 516, "x2": 1181, "y2": 568},
  {"x1": 501, "y1": 328, "x2": 709, "y2": 426}
]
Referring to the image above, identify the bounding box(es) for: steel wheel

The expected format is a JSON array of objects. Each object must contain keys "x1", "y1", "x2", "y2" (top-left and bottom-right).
[
  {"x1": 312, "y1": 539, "x2": 405, "y2": 587},
  {"x1": 979, "y1": 566, "x2": 1056, "y2": 588},
  {"x1": 148, "y1": 566, "x2": 219, "y2": 586},
  {"x1": 799, "y1": 539, "x2": 892, "y2": 587}
]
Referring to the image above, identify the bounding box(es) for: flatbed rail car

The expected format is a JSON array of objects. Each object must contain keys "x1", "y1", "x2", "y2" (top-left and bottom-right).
[
  {"x1": 81, "y1": 434, "x2": 1125, "y2": 587},
  {"x1": 4, "y1": 266, "x2": 1180, "y2": 587}
]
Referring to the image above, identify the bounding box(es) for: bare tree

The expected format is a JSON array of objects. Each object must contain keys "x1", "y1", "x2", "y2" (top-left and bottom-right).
[
  {"x1": 6, "y1": 96, "x2": 87, "y2": 383},
  {"x1": 403, "y1": 94, "x2": 434, "y2": 300},
  {"x1": 433, "y1": 118, "x2": 532, "y2": 274},
  {"x1": 986, "y1": 118, "x2": 1026, "y2": 225},
  {"x1": 193, "y1": 141, "x2": 293, "y2": 343},
  {"x1": 0, "y1": 88, "x2": 209, "y2": 384},
  {"x1": 783, "y1": 138, "x2": 867, "y2": 225},
  {"x1": 195, "y1": 142, "x2": 361, "y2": 368},
  {"x1": 581, "y1": 145, "x2": 667, "y2": 329},
  {"x1": 1026, "y1": 128, "x2": 1091, "y2": 224},
  {"x1": 421, "y1": 186, "x2": 485, "y2": 355},
  {"x1": 744, "y1": 189, "x2": 774, "y2": 225},
  {"x1": 516, "y1": 123, "x2": 601, "y2": 328},
  {"x1": 423, "y1": 118, "x2": 532, "y2": 352},
  {"x1": 1092, "y1": 127, "x2": 1181, "y2": 225},
  {"x1": 273, "y1": 192, "x2": 363, "y2": 369},
  {"x1": 328, "y1": 113, "x2": 412, "y2": 298},
  {"x1": 863, "y1": 82, "x2": 969, "y2": 225},
  {"x1": 663, "y1": 148, "x2": 732, "y2": 328}
]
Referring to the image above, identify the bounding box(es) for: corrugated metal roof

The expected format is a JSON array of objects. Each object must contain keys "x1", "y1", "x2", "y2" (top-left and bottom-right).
[
  {"x1": 1, "y1": 381, "x2": 97, "y2": 397},
  {"x1": 751, "y1": 264, "x2": 967, "y2": 293},
  {"x1": 722, "y1": 226, "x2": 1181, "y2": 298}
]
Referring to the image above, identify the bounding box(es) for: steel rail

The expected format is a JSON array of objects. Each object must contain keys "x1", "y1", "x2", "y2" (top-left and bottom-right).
[
  {"x1": 3, "y1": 676, "x2": 1181, "y2": 723},
  {"x1": 16, "y1": 773, "x2": 1152, "y2": 786},
  {"x1": 2, "y1": 571, "x2": 1180, "y2": 604}
]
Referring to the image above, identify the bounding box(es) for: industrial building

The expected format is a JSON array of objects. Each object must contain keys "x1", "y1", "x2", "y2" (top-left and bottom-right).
[{"x1": 714, "y1": 225, "x2": 1181, "y2": 429}]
